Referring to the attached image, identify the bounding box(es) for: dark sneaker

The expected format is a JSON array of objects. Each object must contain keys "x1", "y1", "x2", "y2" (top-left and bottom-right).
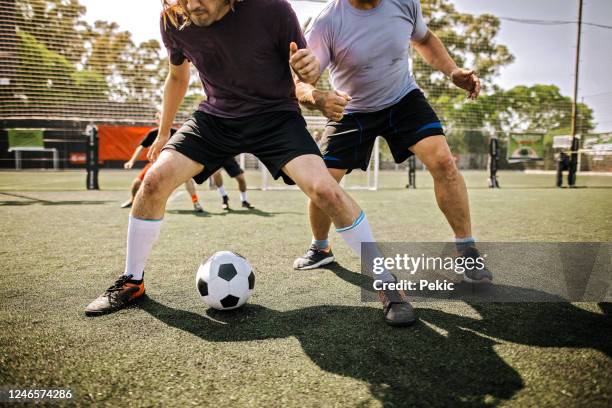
[
  {"x1": 222, "y1": 195, "x2": 230, "y2": 211},
  {"x1": 241, "y1": 200, "x2": 254, "y2": 209},
  {"x1": 120, "y1": 200, "x2": 133, "y2": 209},
  {"x1": 378, "y1": 281, "x2": 417, "y2": 327},
  {"x1": 193, "y1": 202, "x2": 204, "y2": 213},
  {"x1": 85, "y1": 274, "x2": 145, "y2": 316},
  {"x1": 293, "y1": 245, "x2": 335, "y2": 270},
  {"x1": 460, "y1": 246, "x2": 493, "y2": 284}
]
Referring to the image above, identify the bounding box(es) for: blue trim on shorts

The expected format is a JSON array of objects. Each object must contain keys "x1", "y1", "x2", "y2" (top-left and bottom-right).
[
  {"x1": 323, "y1": 155, "x2": 341, "y2": 162},
  {"x1": 416, "y1": 121, "x2": 442, "y2": 134},
  {"x1": 336, "y1": 211, "x2": 365, "y2": 233}
]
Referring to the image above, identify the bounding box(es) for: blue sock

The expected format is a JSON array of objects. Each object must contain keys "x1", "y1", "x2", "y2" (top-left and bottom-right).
[
  {"x1": 311, "y1": 238, "x2": 330, "y2": 250},
  {"x1": 455, "y1": 236, "x2": 475, "y2": 252}
]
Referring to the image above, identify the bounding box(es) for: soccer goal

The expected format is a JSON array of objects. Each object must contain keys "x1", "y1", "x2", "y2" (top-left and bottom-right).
[{"x1": 260, "y1": 137, "x2": 380, "y2": 191}]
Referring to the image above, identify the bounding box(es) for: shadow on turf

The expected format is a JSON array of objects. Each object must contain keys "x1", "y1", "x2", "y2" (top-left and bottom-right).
[
  {"x1": 167, "y1": 208, "x2": 302, "y2": 218},
  {"x1": 138, "y1": 286, "x2": 611, "y2": 407},
  {"x1": 0, "y1": 192, "x2": 112, "y2": 206},
  {"x1": 166, "y1": 209, "x2": 212, "y2": 217}
]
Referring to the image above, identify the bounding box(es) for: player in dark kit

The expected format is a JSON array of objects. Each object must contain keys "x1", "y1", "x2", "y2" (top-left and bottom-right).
[
  {"x1": 211, "y1": 157, "x2": 254, "y2": 210},
  {"x1": 122, "y1": 124, "x2": 203, "y2": 212},
  {"x1": 85, "y1": 0, "x2": 416, "y2": 327}
]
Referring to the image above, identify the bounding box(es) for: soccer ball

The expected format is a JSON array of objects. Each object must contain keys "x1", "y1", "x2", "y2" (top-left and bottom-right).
[{"x1": 196, "y1": 251, "x2": 255, "y2": 310}]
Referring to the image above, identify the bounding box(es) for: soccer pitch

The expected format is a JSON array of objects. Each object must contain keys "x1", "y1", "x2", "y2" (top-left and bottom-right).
[{"x1": 1, "y1": 170, "x2": 611, "y2": 407}]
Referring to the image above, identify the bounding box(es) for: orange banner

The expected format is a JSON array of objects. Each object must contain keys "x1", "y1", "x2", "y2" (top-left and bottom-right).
[{"x1": 98, "y1": 125, "x2": 153, "y2": 161}]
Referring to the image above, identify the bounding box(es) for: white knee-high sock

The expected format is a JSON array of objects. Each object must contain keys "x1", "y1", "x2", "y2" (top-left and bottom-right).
[
  {"x1": 124, "y1": 215, "x2": 163, "y2": 280},
  {"x1": 336, "y1": 211, "x2": 394, "y2": 282}
]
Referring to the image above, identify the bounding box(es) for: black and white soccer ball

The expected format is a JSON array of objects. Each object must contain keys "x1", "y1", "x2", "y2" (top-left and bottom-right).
[{"x1": 196, "y1": 251, "x2": 255, "y2": 310}]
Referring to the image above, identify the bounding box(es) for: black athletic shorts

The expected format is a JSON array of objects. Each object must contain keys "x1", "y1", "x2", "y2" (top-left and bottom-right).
[
  {"x1": 221, "y1": 157, "x2": 244, "y2": 178},
  {"x1": 320, "y1": 89, "x2": 444, "y2": 173},
  {"x1": 163, "y1": 110, "x2": 320, "y2": 185}
]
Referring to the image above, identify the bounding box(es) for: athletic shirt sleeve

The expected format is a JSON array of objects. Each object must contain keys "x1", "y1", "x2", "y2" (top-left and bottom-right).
[
  {"x1": 140, "y1": 129, "x2": 158, "y2": 148},
  {"x1": 276, "y1": 0, "x2": 307, "y2": 61},
  {"x1": 160, "y1": 16, "x2": 187, "y2": 66},
  {"x1": 305, "y1": 16, "x2": 331, "y2": 75},
  {"x1": 410, "y1": 0, "x2": 429, "y2": 41},
  {"x1": 139, "y1": 128, "x2": 177, "y2": 148}
]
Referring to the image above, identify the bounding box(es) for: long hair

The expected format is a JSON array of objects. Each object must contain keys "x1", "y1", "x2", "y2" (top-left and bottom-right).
[{"x1": 161, "y1": 0, "x2": 242, "y2": 30}]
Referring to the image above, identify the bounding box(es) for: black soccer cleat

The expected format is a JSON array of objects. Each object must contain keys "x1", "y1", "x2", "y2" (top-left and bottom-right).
[
  {"x1": 241, "y1": 200, "x2": 254, "y2": 209},
  {"x1": 222, "y1": 195, "x2": 230, "y2": 211},
  {"x1": 85, "y1": 274, "x2": 145, "y2": 316},
  {"x1": 378, "y1": 281, "x2": 417, "y2": 327},
  {"x1": 293, "y1": 245, "x2": 335, "y2": 270},
  {"x1": 460, "y1": 246, "x2": 493, "y2": 284}
]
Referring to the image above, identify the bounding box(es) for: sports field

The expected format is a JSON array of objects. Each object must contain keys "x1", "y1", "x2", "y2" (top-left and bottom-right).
[{"x1": 1, "y1": 170, "x2": 611, "y2": 407}]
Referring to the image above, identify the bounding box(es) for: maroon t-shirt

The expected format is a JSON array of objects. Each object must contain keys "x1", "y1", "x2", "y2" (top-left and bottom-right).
[{"x1": 160, "y1": 0, "x2": 306, "y2": 118}]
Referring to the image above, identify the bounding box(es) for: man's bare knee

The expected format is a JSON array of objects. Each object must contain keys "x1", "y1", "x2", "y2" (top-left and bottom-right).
[
  {"x1": 429, "y1": 153, "x2": 459, "y2": 182},
  {"x1": 310, "y1": 180, "x2": 344, "y2": 210},
  {"x1": 141, "y1": 170, "x2": 171, "y2": 200}
]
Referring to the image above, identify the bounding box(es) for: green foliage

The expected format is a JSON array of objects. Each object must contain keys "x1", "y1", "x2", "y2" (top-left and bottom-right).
[
  {"x1": 415, "y1": 0, "x2": 514, "y2": 97},
  {"x1": 15, "y1": 29, "x2": 109, "y2": 106},
  {"x1": 13, "y1": 0, "x2": 167, "y2": 115}
]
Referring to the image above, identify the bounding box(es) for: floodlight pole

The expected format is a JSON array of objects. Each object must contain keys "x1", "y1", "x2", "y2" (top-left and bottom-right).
[{"x1": 568, "y1": 0, "x2": 584, "y2": 187}]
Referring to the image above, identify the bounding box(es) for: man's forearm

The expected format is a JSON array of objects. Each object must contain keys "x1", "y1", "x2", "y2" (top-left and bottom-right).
[
  {"x1": 413, "y1": 31, "x2": 458, "y2": 78},
  {"x1": 295, "y1": 79, "x2": 323, "y2": 111},
  {"x1": 159, "y1": 74, "x2": 189, "y2": 137},
  {"x1": 129, "y1": 146, "x2": 144, "y2": 163}
]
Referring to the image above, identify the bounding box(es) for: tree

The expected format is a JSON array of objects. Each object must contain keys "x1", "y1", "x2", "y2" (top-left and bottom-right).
[
  {"x1": 14, "y1": 0, "x2": 87, "y2": 64},
  {"x1": 491, "y1": 85, "x2": 594, "y2": 135},
  {"x1": 414, "y1": 0, "x2": 514, "y2": 98}
]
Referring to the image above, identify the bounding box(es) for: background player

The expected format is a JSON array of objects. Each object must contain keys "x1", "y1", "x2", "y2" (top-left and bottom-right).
[
  {"x1": 121, "y1": 115, "x2": 204, "y2": 213},
  {"x1": 211, "y1": 157, "x2": 254, "y2": 210}
]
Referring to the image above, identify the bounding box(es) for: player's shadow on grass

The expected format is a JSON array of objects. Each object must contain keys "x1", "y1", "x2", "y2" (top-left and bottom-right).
[
  {"x1": 140, "y1": 288, "x2": 611, "y2": 407},
  {"x1": 219, "y1": 208, "x2": 302, "y2": 217},
  {"x1": 0, "y1": 193, "x2": 112, "y2": 206},
  {"x1": 166, "y1": 209, "x2": 212, "y2": 217},
  {"x1": 166, "y1": 208, "x2": 296, "y2": 218},
  {"x1": 140, "y1": 295, "x2": 525, "y2": 406}
]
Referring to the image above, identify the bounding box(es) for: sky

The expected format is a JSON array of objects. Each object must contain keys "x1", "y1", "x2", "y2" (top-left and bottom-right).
[{"x1": 79, "y1": 0, "x2": 612, "y2": 132}]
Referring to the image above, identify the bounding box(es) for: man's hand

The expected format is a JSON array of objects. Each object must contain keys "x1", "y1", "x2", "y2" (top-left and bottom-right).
[
  {"x1": 289, "y1": 42, "x2": 320, "y2": 85},
  {"x1": 314, "y1": 89, "x2": 352, "y2": 122},
  {"x1": 147, "y1": 134, "x2": 170, "y2": 162},
  {"x1": 123, "y1": 161, "x2": 134, "y2": 169},
  {"x1": 450, "y1": 68, "x2": 481, "y2": 100}
]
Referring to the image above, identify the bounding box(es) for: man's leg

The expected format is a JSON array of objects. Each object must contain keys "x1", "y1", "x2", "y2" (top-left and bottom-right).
[
  {"x1": 132, "y1": 178, "x2": 142, "y2": 196},
  {"x1": 294, "y1": 168, "x2": 346, "y2": 269},
  {"x1": 121, "y1": 178, "x2": 142, "y2": 208},
  {"x1": 284, "y1": 155, "x2": 358, "y2": 230},
  {"x1": 235, "y1": 173, "x2": 254, "y2": 209},
  {"x1": 309, "y1": 168, "x2": 347, "y2": 241},
  {"x1": 410, "y1": 136, "x2": 471, "y2": 238},
  {"x1": 410, "y1": 136, "x2": 492, "y2": 283},
  {"x1": 283, "y1": 154, "x2": 416, "y2": 326},
  {"x1": 184, "y1": 178, "x2": 203, "y2": 212},
  {"x1": 86, "y1": 150, "x2": 203, "y2": 316},
  {"x1": 213, "y1": 171, "x2": 230, "y2": 210},
  {"x1": 236, "y1": 173, "x2": 247, "y2": 193}
]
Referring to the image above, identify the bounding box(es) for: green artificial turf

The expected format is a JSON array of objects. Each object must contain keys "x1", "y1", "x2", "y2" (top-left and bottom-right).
[{"x1": 0, "y1": 170, "x2": 611, "y2": 407}]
